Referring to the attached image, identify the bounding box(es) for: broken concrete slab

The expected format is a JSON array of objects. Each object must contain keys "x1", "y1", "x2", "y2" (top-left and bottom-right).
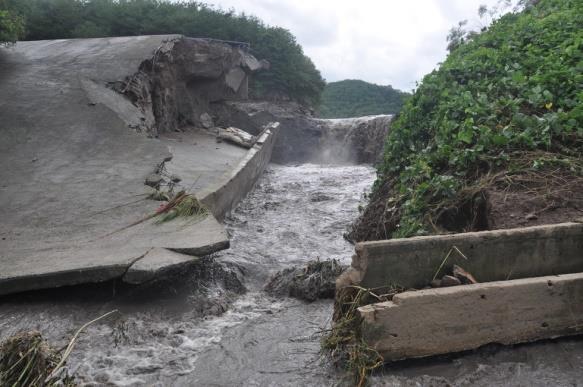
[
  {"x1": 0, "y1": 214, "x2": 229, "y2": 295},
  {"x1": 0, "y1": 36, "x2": 271, "y2": 296},
  {"x1": 123, "y1": 247, "x2": 200, "y2": 284},
  {"x1": 338, "y1": 222, "x2": 583, "y2": 291},
  {"x1": 359, "y1": 272, "x2": 583, "y2": 361}
]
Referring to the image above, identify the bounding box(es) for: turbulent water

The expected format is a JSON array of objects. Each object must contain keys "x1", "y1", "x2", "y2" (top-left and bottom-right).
[{"x1": 1, "y1": 163, "x2": 582, "y2": 386}]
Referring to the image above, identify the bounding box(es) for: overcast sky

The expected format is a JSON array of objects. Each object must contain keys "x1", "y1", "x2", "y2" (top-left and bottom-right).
[{"x1": 205, "y1": 0, "x2": 506, "y2": 91}]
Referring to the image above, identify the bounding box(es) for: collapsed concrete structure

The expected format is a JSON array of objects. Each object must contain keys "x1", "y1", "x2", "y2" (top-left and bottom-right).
[
  {"x1": 337, "y1": 222, "x2": 583, "y2": 361},
  {"x1": 0, "y1": 36, "x2": 276, "y2": 295}
]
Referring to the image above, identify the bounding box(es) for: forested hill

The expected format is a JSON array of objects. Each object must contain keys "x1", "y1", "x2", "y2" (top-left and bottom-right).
[
  {"x1": 350, "y1": 0, "x2": 583, "y2": 242},
  {"x1": 318, "y1": 80, "x2": 410, "y2": 118},
  {"x1": 2, "y1": 0, "x2": 325, "y2": 106}
]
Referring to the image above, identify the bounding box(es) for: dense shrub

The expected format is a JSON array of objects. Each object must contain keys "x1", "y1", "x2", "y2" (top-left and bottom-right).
[{"x1": 370, "y1": 0, "x2": 582, "y2": 238}]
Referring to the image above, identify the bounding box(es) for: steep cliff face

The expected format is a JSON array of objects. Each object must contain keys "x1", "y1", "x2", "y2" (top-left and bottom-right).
[
  {"x1": 212, "y1": 101, "x2": 392, "y2": 164},
  {"x1": 111, "y1": 37, "x2": 268, "y2": 136}
]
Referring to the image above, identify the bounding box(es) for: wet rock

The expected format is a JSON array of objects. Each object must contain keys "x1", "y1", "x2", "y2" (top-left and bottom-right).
[
  {"x1": 264, "y1": 259, "x2": 347, "y2": 302},
  {"x1": 169, "y1": 174, "x2": 182, "y2": 183},
  {"x1": 453, "y1": 264, "x2": 478, "y2": 284},
  {"x1": 310, "y1": 193, "x2": 334, "y2": 202},
  {"x1": 430, "y1": 279, "x2": 442, "y2": 288},
  {"x1": 200, "y1": 112, "x2": 214, "y2": 129},
  {"x1": 440, "y1": 275, "x2": 462, "y2": 287},
  {"x1": 145, "y1": 173, "x2": 164, "y2": 188}
]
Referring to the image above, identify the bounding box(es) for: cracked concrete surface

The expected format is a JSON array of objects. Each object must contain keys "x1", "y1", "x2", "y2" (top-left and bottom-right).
[{"x1": 0, "y1": 36, "x2": 269, "y2": 295}]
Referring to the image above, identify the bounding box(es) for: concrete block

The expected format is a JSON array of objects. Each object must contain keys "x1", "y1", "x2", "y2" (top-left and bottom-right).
[
  {"x1": 124, "y1": 247, "x2": 199, "y2": 284},
  {"x1": 341, "y1": 222, "x2": 583, "y2": 291},
  {"x1": 359, "y1": 272, "x2": 583, "y2": 361}
]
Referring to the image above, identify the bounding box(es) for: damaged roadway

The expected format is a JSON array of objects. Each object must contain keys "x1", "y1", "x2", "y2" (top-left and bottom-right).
[{"x1": 0, "y1": 36, "x2": 275, "y2": 295}]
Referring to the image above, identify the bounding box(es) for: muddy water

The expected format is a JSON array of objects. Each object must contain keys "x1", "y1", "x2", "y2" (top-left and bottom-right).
[{"x1": 1, "y1": 163, "x2": 583, "y2": 386}]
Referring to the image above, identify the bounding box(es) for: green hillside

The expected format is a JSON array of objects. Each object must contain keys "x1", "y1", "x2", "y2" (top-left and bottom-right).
[
  {"x1": 2, "y1": 0, "x2": 325, "y2": 106},
  {"x1": 318, "y1": 79, "x2": 410, "y2": 118},
  {"x1": 350, "y1": 0, "x2": 583, "y2": 241}
]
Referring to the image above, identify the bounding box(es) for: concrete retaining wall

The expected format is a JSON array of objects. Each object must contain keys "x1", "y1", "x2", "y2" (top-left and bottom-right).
[
  {"x1": 339, "y1": 222, "x2": 583, "y2": 290},
  {"x1": 359, "y1": 272, "x2": 583, "y2": 361},
  {"x1": 336, "y1": 222, "x2": 583, "y2": 361},
  {"x1": 199, "y1": 125, "x2": 279, "y2": 220}
]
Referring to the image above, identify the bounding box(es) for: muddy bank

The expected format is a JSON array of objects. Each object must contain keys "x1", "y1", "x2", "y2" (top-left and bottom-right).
[{"x1": 348, "y1": 170, "x2": 583, "y2": 242}]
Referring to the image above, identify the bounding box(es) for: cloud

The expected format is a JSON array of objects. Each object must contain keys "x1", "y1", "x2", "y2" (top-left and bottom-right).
[{"x1": 206, "y1": 0, "x2": 504, "y2": 90}]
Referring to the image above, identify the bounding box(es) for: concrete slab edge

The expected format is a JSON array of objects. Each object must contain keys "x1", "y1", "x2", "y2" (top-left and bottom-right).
[
  {"x1": 199, "y1": 125, "x2": 279, "y2": 220},
  {"x1": 336, "y1": 222, "x2": 583, "y2": 291},
  {"x1": 358, "y1": 272, "x2": 583, "y2": 361},
  {"x1": 123, "y1": 247, "x2": 200, "y2": 285}
]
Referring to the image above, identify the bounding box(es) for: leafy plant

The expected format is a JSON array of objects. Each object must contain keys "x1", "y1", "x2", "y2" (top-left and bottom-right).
[{"x1": 362, "y1": 0, "x2": 583, "y2": 239}]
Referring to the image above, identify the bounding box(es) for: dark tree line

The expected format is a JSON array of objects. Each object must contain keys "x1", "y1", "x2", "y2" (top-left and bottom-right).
[
  {"x1": 318, "y1": 79, "x2": 410, "y2": 118},
  {"x1": 1, "y1": 0, "x2": 325, "y2": 106}
]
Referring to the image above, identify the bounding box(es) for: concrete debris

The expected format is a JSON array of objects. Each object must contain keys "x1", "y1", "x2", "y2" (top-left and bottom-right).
[
  {"x1": 359, "y1": 272, "x2": 583, "y2": 361},
  {"x1": 265, "y1": 259, "x2": 346, "y2": 302},
  {"x1": 216, "y1": 127, "x2": 256, "y2": 149}
]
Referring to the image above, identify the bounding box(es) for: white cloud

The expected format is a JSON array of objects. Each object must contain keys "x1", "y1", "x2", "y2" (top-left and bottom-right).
[{"x1": 206, "y1": 0, "x2": 505, "y2": 90}]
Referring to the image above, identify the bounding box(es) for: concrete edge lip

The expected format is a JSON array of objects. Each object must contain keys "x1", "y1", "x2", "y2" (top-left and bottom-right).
[{"x1": 123, "y1": 247, "x2": 200, "y2": 285}]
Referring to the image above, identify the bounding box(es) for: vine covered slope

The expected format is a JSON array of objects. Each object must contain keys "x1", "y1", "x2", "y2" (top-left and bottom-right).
[{"x1": 350, "y1": 0, "x2": 583, "y2": 241}]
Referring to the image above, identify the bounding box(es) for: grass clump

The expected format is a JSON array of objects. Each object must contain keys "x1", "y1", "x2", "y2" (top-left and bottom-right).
[
  {"x1": 0, "y1": 332, "x2": 75, "y2": 387},
  {"x1": 155, "y1": 192, "x2": 208, "y2": 224},
  {"x1": 322, "y1": 285, "x2": 402, "y2": 386}
]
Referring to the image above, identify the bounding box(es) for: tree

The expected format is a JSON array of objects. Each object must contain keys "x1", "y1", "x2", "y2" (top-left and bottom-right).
[
  {"x1": 8, "y1": 0, "x2": 325, "y2": 106},
  {"x1": 0, "y1": 0, "x2": 24, "y2": 44}
]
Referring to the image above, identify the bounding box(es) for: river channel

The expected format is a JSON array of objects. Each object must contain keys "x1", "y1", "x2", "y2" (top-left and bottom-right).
[{"x1": 1, "y1": 163, "x2": 582, "y2": 386}]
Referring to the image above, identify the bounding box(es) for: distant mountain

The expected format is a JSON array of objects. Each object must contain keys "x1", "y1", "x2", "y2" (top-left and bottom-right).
[{"x1": 318, "y1": 79, "x2": 410, "y2": 118}]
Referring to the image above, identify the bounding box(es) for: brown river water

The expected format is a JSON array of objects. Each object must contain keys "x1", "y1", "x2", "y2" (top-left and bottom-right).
[{"x1": 1, "y1": 164, "x2": 582, "y2": 386}]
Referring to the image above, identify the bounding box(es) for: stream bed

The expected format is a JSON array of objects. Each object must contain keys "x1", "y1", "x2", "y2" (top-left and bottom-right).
[{"x1": 1, "y1": 163, "x2": 582, "y2": 386}]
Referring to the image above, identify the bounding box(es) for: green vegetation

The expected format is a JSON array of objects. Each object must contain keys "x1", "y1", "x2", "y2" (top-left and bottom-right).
[
  {"x1": 366, "y1": 0, "x2": 582, "y2": 239},
  {"x1": 0, "y1": 0, "x2": 23, "y2": 44},
  {"x1": 318, "y1": 79, "x2": 410, "y2": 118},
  {"x1": 5, "y1": 0, "x2": 325, "y2": 106}
]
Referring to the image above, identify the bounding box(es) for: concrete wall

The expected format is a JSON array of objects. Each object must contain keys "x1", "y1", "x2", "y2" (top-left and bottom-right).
[
  {"x1": 199, "y1": 125, "x2": 279, "y2": 220},
  {"x1": 338, "y1": 222, "x2": 583, "y2": 291},
  {"x1": 359, "y1": 272, "x2": 583, "y2": 361}
]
